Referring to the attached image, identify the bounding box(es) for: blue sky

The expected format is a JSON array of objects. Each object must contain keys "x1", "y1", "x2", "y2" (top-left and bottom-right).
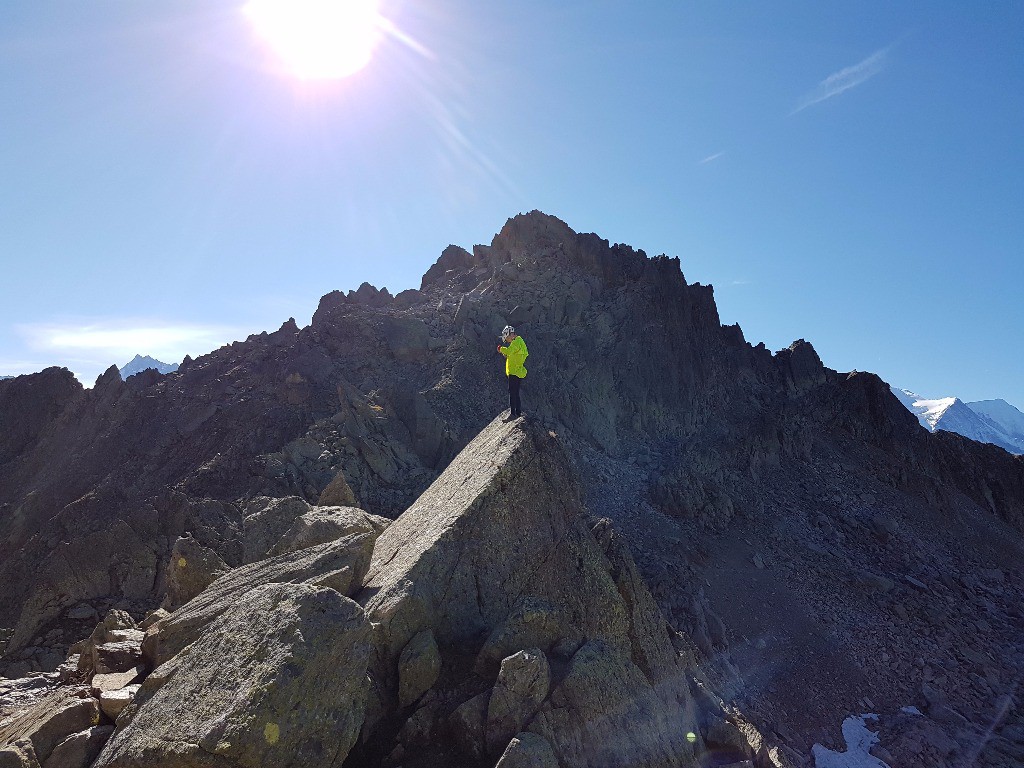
[{"x1": 1, "y1": 1, "x2": 1021, "y2": 409}]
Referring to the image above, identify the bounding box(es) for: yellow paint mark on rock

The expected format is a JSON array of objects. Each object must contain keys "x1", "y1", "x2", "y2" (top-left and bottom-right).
[
  {"x1": 177, "y1": 557, "x2": 187, "y2": 568},
  {"x1": 264, "y1": 722, "x2": 280, "y2": 744}
]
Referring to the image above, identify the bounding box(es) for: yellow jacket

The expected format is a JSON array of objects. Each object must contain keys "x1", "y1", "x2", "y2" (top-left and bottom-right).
[{"x1": 499, "y1": 336, "x2": 528, "y2": 378}]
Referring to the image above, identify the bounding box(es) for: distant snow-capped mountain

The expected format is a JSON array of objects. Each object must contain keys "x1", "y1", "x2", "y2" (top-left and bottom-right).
[
  {"x1": 119, "y1": 354, "x2": 179, "y2": 379},
  {"x1": 969, "y1": 399, "x2": 1024, "y2": 444},
  {"x1": 892, "y1": 387, "x2": 1024, "y2": 455}
]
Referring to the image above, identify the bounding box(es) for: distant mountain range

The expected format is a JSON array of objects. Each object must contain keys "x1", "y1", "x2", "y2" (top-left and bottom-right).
[
  {"x1": 118, "y1": 354, "x2": 179, "y2": 379},
  {"x1": 892, "y1": 387, "x2": 1024, "y2": 455}
]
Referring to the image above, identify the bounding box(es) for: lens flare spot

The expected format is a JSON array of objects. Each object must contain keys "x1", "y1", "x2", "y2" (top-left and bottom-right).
[{"x1": 264, "y1": 721, "x2": 280, "y2": 744}]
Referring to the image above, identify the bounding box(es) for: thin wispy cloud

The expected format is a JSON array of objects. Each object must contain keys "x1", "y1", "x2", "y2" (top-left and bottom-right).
[
  {"x1": 791, "y1": 47, "x2": 889, "y2": 115},
  {"x1": 0, "y1": 357, "x2": 55, "y2": 376},
  {"x1": 698, "y1": 151, "x2": 725, "y2": 165}
]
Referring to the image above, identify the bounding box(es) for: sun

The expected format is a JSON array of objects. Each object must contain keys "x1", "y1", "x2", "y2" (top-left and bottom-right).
[{"x1": 244, "y1": 0, "x2": 384, "y2": 80}]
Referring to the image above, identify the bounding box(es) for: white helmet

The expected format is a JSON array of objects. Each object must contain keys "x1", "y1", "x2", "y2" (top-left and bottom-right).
[{"x1": 501, "y1": 325, "x2": 515, "y2": 339}]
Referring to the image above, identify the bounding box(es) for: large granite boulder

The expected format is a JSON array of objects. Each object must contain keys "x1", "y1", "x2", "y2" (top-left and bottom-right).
[
  {"x1": 43, "y1": 725, "x2": 115, "y2": 768},
  {"x1": 94, "y1": 582, "x2": 370, "y2": 768},
  {"x1": 356, "y1": 415, "x2": 700, "y2": 767},
  {"x1": 143, "y1": 532, "x2": 376, "y2": 668}
]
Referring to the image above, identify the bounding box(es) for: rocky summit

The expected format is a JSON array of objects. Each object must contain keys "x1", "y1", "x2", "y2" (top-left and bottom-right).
[{"x1": 1, "y1": 210, "x2": 1022, "y2": 767}]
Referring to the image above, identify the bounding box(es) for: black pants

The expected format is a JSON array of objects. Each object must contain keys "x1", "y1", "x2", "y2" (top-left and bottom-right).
[{"x1": 507, "y1": 374, "x2": 522, "y2": 416}]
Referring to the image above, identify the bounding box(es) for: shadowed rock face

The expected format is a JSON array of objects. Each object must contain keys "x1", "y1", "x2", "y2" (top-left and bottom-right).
[
  {"x1": 359, "y1": 416, "x2": 629, "y2": 654},
  {"x1": 0, "y1": 367, "x2": 82, "y2": 466},
  {"x1": 1, "y1": 211, "x2": 1023, "y2": 765}
]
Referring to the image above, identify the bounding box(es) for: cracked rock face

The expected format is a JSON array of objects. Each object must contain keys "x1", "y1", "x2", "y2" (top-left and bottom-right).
[{"x1": 0, "y1": 692, "x2": 102, "y2": 766}]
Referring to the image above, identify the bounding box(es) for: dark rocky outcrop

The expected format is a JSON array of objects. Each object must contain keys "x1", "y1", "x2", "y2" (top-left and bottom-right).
[{"x1": 0, "y1": 367, "x2": 82, "y2": 466}]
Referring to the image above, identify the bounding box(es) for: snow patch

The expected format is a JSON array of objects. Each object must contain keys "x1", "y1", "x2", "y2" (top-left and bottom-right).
[
  {"x1": 813, "y1": 714, "x2": 889, "y2": 768},
  {"x1": 891, "y1": 388, "x2": 955, "y2": 431}
]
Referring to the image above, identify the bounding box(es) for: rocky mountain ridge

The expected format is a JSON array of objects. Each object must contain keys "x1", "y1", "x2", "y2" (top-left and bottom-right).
[{"x1": 1, "y1": 210, "x2": 1022, "y2": 766}]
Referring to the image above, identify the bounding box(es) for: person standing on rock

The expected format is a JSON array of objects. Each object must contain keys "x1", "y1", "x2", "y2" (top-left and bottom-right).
[{"x1": 497, "y1": 325, "x2": 528, "y2": 421}]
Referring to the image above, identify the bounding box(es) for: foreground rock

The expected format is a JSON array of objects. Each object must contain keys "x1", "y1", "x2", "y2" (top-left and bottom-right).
[
  {"x1": 94, "y1": 583, "x2": 370, "y2": 768},
  {"x1": 353, "y1": 415, "x2": 701, "y2": 767}
]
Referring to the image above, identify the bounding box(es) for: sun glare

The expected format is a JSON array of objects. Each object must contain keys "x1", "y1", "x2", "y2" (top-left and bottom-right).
[{"x1": 244, "y1": 0, "x2": 383, "y2": 80}]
